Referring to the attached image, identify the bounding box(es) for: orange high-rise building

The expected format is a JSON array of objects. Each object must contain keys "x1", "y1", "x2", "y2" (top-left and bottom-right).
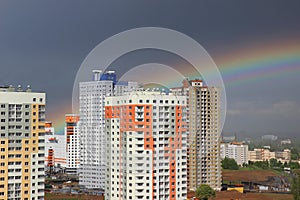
[{"x1": 65, "y1": 114, "x2": 80, "y2": 174}]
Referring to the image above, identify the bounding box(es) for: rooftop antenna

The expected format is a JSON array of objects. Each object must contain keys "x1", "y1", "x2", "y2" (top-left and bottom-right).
[
  {"x1": 26, "y1": 85, "x2": 32, "y2": 92},
  {"x1": 92, "y1": 70, "x2": 102, "y2": 81},
  {"x1": 106, "y1": 70, "x2": 115, "y2": 74},
  {"x1": 17, "y1": 85, "x2": 22, "y2": 92},
  {"x1": 8, "y1": 85, "x2": 15, "y2": 92}
]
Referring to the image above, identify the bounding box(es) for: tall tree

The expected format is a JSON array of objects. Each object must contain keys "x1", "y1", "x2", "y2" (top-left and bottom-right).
[
  {"x1": 195, "y1": 184, "x2": 216, "y2": 200},
  {"x1": 221, "y1": 157, "x2": 239, "y2": 170}
]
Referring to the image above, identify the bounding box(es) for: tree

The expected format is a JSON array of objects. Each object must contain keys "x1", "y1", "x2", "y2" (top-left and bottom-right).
[
  {"x1": 289, "y1": 161, "x2": 300, "y2": 169},
  {"x1": 221, "y1": 157, "x2": 239, "y2": 170},
  {"x1": 291, "y1": 147, "x2": 299, "y2": 160},
  {"x1": 292, "y1": 172, "x2": 300, "y2": 200},
  {"x1": 195, "y1": 184, "x2": 216, "y2": 200},
  {"x1": 269, "y1": 158, "x2": 278, "y2": 168}
]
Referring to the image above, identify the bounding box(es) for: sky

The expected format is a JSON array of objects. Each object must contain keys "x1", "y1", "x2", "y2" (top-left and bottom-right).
[{"x1": 0, "y1": 1, "x2": 299, "y2": 138}]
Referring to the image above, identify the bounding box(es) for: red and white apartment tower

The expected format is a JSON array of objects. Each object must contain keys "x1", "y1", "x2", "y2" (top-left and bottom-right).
[
  {"x1": 65, "y1": 114, "x2": 80, "y2": 175},
  {"x1": 105, "y1": 90, "x2": 188, "y2": 200}
]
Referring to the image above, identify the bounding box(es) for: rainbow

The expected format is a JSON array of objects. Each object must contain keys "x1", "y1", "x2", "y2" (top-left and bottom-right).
[
  {"x1": 48, "y1": 36, "x2": 300, "y2": 133},
  {"x1": 47, "y1": 100, "x2": 72, "y2": 135},
  {"x1": 217, "y1": 37, "x2": 300, "y2": 86}
]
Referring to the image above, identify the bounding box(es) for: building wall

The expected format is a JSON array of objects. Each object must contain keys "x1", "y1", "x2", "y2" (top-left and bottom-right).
[
  {"x1": 105, "y1": 91, "x2": 188, "y2": 200},
  {"x1": 171, "y1": 79, "x2": 221, "y2": 190},
  {"x1": 65, "y1": 114, "x2": 80, "y2": 174},
  {"x1": 79, "y1": 71, "x2": 138, "y2": 189},
  {"x1": 44, "y1": 134, "x2": 66, "y2": 168},
  {"x1": 220, "y1": 143, "x2": 249, "y2": 165},
  {"x1": 0, "y1": 89, "x2": 45, "y2": 200},
  {"x1": 79, "y1": 80, "x2": 112, "y2": 189},
  {"x1": 248, "y1": 148, "x2": 291, "y2": 163}
]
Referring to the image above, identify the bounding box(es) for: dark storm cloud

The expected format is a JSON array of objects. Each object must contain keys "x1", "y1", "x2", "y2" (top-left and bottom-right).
[{"x1": 0, "y1": 0, "x2": 300, "y2": 137}]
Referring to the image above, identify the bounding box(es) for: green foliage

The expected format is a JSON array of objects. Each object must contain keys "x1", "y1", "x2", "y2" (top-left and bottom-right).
[
  {"x1": 269, "y1": 158, "x2": 284, "y2": 170},
  {"x1": 289, "y1": 161, "x2": 300, "y2": 169},
  {"x1": 291, "y1": 153, "x2": 299, "y2": 160},
  {"x1": 242, "y1": 159, "x2": 300, "y2": 171},
  {"x1": 222, "y1": 157, "x2": 239, "y2": 170},
  {"x1": 292, "y1": 172, "x2": 300, "y2": 200},
  {"x1": 291, "y1": 148, "x2": 299, "y2": 160},
  {"x1": 195, "y1": 184, "x2": 216, "y2": 200}
]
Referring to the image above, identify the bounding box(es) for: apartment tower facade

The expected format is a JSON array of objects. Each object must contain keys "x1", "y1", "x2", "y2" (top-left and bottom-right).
[
  {"x1": 0, "y1": 86, "x2": 45, "y2": 200},
  {"x1": 65, "y1": 114, "x2": 80, "y2": 175},
  {"x1": 79, "y1": 70, "x2": 137, "y2": 189},
  {"x1": 105, "y1": 90, "x2": 188, "y2": 200},
  {"x1": 171, "y1": 79, "x2": 221, "y2": 190}
]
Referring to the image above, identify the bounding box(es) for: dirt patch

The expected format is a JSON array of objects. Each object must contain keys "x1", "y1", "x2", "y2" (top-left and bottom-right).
[
  {"x1": 189, "y1": 190, "x2": 293, "y2": 200},
  {"x1": 45, "y1": 192, "x2": 104, "y2": 200},
  {"x1": 222, "y1": 170, "x2": 278, "y2": 183},
  {"x1": 213, "y1": 191, "x2": 292, "y2": 200}
]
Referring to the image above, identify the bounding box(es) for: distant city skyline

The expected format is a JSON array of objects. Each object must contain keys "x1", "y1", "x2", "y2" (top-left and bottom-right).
[{"x1": 0, "y1": 1, "x2": 300, "y2": 137}]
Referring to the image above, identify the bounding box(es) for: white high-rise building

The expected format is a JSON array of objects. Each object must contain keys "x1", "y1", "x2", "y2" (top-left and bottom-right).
[
  {"x1": 0, "y1": 85, "x2": 45, "y2": 200},
  {"x1": 79, "y1": 70, "x2": 138, "y2": 189},
  {"x1": 105, "y1": 90, "x2": 188, "y2": 200},
  {"x1": 171, "y1": 79, "x2": 221, "y2": 190}
]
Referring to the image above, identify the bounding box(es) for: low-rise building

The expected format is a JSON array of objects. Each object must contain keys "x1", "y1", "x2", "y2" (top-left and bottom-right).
[
  {"x1": 281, "y1": 139, "x2": 292, "y2": 145},
  {"x1": 248, "y1": 148, "x2": 290, "y2": 163},
  {"x1": 248, "y1": 148, "x2": 275, "y2": 162},
  {"x1": 275, "y1": 149, "x2": 291, "y2": 162},
  {"x1": 220, "y1": 142, "x2": 248, "y2": 165}
]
